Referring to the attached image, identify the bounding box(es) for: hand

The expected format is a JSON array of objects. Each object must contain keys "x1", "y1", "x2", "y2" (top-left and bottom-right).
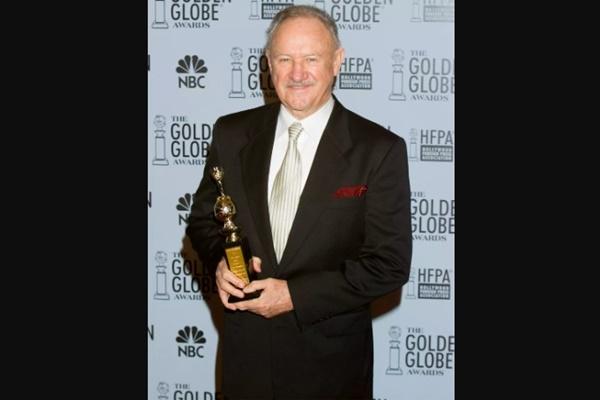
[
  {"x1": 215, "y1": 256, "x2": 262, "y2": 310},
  {"x1": 234, "y1": 278, "x2": 294, "y2": 319}
]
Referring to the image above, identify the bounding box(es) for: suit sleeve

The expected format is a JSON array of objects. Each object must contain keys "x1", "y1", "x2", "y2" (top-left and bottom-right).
[
  {"x1": 186, "y1": 118, "x2": 225, "y2": 274},
  {"x1": 287, "y1": 137, "x2": 412, "y2": 326}
]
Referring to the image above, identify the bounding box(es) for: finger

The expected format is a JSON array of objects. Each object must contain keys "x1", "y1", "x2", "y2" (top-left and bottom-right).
[
  {"x1": 221, "y1": 268, "x2": 247, "y2": 289},
  {"x1": 218, "y1": 288, "x2": 237, "y2": 311},
  {"x1": 250, "y1": 256, "x2": 262, "y2": 273},
  {"x1": 216, "y1": 257, "x2": 228, "y2": 272},
  {"x1": 217, "y1": 258, "x2": 246, "y2": 288},
  {"x1": 233, "y1": 297, "x2": 260, "y2": 312},
  {"x1": 220, "y1": 280, "x2": 246, "y2": 299},
  {"x1": 243, "y1": 279, "x2": 267, "y2": 293},
  {"x1": 216, "y1": 272, "x2": 246, "y2": 298}
]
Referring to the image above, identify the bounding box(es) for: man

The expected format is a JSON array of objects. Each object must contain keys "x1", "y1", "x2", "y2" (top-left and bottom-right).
[{"x1": 186, "y1": 5, "x2": 411, "y2": 400}]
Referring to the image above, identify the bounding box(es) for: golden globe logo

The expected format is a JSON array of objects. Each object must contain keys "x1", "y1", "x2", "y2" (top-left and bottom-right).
[
  {"x1": 330, "y1": 0, "x2": 389, "y2": 23},
  {"x1": 171, "y1": 255, "x2": 217, "y2": 300},
  {"x1": 327, "y1": 0, "x2": 395, "y2": 30},
  {"x1": 408, "y1": 51, "x2": 454, "y2": 101},
  {"x1": 170, "y1": 0, "x2": 227, "y2": 22},
  {"x1": 170, "y1": 383, "x2": 223, "y2": 400},
  {"x1": 169, "y1": 117, "x2": 212, "y2": 161},
  {"x1": 410, "y1": 191, "x2": 455, "y2": 240},
  {"x1": 247, "y1": 49, "x2": 274, "y2": 92},
  {"x1": 405, "y1": 327, "x2": 455, "y2": 374}
]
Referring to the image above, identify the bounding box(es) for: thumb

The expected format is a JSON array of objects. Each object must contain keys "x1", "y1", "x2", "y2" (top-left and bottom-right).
[
  {"x1": 243, "y1": 279, "x2": 267, "y2": 293},
  {"x1": 250, "y1": 256, "x2": 262, "y2": 273}
]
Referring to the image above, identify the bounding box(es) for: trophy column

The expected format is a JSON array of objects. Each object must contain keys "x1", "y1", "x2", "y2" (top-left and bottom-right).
[
  {"x1": 152, "y1": 0, "x2": 169, "y2": 29},
  {"x1": 152, "y1": 115, "x2": 169, "y2": 166},
  {"x1": 411, "y1": 0, "x2": 422, "y2": 22},
  {"x1": 409, "y1": 128, "x2": 419, "y2": 161},
  {"x1": 153, "y1": 251, "x2": 170, "y2": 300},
  {"x1": 249, "y1": 0, "x2": 260, "y2": 20},
  {"x1": 389, "y1": 49, "x2": 407, "y2": 101},
  {"x1": 386, "y1": 326, "x2": 404, "y2": 375},
  {"x1": 229, "y1": 48, "x2": 246, "y2": 99},
  {"x1": 405, "y1": 270, "x2": 416, "y2": 299}
]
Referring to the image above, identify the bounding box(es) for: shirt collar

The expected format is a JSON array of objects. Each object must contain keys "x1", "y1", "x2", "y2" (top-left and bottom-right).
[{"x1": 277, "y1": 96, "x2": 335, "y2": 139}]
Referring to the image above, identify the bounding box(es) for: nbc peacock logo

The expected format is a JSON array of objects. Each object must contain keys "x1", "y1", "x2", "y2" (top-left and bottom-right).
[
  {"x1": 147, "y1": 324, "x2": 155, "y2": 341},
  {"x1": 176, "y1": 55, "x2": 208, "y2": 89},
  {"x1": 176, "y1": 193, "x2": 193, "y2": 226},
  {"x1": 176, "y1": 326, "x2": 207, "y2": 358}
]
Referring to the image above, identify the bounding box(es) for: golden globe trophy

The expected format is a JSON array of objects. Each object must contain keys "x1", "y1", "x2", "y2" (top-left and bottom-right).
[{"x1": 211, "y1": 166, "x2": 260, "y2": 303}]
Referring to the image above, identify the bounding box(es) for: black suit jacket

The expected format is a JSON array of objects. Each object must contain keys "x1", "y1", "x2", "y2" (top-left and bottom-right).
[{"x1": 187, "y1": 98, "x2": 412, "y2": 400}]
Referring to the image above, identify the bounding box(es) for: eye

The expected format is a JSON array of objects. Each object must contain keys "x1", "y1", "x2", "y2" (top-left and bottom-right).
[
  {"x1": 278, "y1": 57, "x2": 291, "y2": 63},
  {"x1": 307, "y1": 57, "x2": 318, "y2": 63}
]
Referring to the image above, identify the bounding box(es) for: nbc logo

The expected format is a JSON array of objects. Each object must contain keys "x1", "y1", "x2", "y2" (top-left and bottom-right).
[
  {"x1": 176, "y1": 326, "x2": 207, "y2": 358},
  {"x1": 176, "y1": 55, "x2": 208, "y2": 89},
  {"x1": 177, "y1": 193, "x2": 192, "y2": 225}
]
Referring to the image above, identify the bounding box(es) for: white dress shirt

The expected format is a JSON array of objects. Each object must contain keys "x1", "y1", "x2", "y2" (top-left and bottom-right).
[{"x1": 267, "y1": 97, "x2": 335, "y2": 200}]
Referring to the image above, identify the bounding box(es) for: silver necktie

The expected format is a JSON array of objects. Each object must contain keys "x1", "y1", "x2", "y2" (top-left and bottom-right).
[{"x1": 269, "y1": 122, "x2": 303, "y2": 263}]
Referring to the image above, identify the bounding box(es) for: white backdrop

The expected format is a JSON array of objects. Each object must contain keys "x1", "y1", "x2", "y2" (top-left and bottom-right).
[{"x1": 148, "y1": 1, "x2": 454, "y2": 399}]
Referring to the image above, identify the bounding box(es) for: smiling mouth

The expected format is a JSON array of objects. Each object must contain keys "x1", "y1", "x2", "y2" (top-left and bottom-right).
[{"x1": 287, "y1": 84, "x2": 312, "y2": 90}]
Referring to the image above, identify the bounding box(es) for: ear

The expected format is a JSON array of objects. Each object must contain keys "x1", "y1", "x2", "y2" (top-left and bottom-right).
[
  {"x1": 332, "y1": 47, "x2": 345, "y2": 77},
  {"x1": 266, "y1": 50, "x2": 273, "y2": 72}
]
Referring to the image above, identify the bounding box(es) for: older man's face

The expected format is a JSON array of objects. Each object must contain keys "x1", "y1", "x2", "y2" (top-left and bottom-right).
[{"x1": 267, "y1": 17, "x2": 344, "y2": 120}]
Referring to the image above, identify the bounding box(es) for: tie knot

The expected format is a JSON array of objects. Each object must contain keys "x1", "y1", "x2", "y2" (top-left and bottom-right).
[{"x1": 288, "y1": 122, "x2": 303, "y2": 142}]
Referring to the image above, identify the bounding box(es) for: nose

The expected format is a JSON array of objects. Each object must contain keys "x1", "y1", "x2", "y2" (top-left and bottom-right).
[{"x1": 290, "y1": 60, "x2": 306, "y2": 82}]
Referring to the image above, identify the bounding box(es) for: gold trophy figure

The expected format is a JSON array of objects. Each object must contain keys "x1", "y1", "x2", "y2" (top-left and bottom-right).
[{"x1": 211, "y1": 167, "x2": 260, "y2": 302}]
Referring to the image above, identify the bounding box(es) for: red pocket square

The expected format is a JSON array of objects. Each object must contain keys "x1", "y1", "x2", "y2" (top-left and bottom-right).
[{"x1": 334, "y1": 185, "x2": 368, "y2": 199}]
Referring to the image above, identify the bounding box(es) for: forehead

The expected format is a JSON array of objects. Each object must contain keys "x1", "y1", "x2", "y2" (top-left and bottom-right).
[{"x1": 270, "y1": 16, "x2": 334, "y2": 53}]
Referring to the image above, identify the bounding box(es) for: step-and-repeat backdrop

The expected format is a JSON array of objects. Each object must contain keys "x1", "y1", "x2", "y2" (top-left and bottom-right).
[{"x1": 148, "y1": 1, "x2": 454, "y2": 399}]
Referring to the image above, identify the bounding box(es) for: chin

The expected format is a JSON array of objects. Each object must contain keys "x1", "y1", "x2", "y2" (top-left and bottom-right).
[{"x1": 285, "y1": 99, "x2": 309, "y2": 112}]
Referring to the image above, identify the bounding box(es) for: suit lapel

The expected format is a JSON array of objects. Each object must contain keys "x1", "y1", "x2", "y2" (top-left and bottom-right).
[
  {"x1": 240, "y1": 104, "x2": 279, "y2": 271},
  {"x1": 277, "y1": 100, "x2": 352, "y2": 269}
]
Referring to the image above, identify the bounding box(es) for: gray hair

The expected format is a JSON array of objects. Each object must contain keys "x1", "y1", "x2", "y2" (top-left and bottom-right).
[{"x1": 265, "y1": 5, "x2": 341, "y2": 53}]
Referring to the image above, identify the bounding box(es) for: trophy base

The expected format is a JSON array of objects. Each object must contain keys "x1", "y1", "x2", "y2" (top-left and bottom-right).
[
  {"x1": 228, "y1": 289, "x2": 262, "y2": 304},
  {"x1": 152, "y1": 22, "x2": 169, "y2": 29},
  {"x1": 389, "y1": 93, "x2": 406, "y2": 101},
  {"x1": 153, "y1": 293, "x2": 170, "y2": 300},
  {"x1": 249, "y1": 16, "x2": 260, "y2": 20},
  {"x1": 386, "y1": 368, "x2": 403, "y2": 375},
  {"x1": 153, "y1": 158, "x2": 169, "y2": 166},
  {"x1": 229, "y1": 92, "x2": 246, "y2": 98}
]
